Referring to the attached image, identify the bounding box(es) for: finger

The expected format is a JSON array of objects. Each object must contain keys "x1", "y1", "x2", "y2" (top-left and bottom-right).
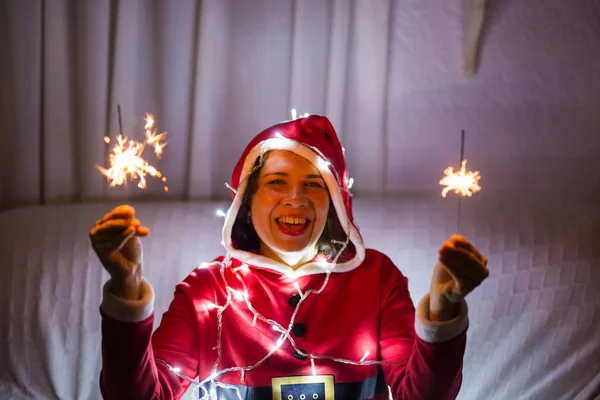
[
  {"x1": 449, "y1": 235, "x2": 477, "y2": 254},
  {"x1": 440, "y1": 244, "x2": 486, "y2": 272},
  {"x1": 440, "y1": 246, "x2": 489, "y2": 281},
  {"x1": 99, "y1": 205, "x2": 136, "y2": 224},
  {"x1": 91, "y1": 225, "x2": 148, "y2": 248},
  {"x1": 444, "y1": 237, "x2": 486, "y2": 265},
  {"x1": 90, "y1": 218, "x2": 141, "y2": 237},
  {"x1": 112, "y1": 228, "x2": 138, "y2": 253},
  {"x1": 450, "y1": 235, "x2": 471, "y2": 249},
  {"x1": 92, "y1": 227, "x2": 138, "y2": 257},
  {"x1": 91, "y1": 224, "x2": 135, "y2": 246}
]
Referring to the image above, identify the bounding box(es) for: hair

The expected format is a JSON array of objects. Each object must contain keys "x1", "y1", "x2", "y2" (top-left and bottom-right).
[{"x1": 231, "y1": 154, "x2": 351, "y2": 261}]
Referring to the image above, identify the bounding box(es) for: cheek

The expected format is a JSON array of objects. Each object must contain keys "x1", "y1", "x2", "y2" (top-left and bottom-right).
[{"x1": 316, "y1": 196, "x2": 331, "y2": 220}]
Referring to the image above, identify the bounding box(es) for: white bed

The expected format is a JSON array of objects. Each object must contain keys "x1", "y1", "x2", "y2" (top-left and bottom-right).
[{"x1": 0, "y1": 194, "x2": 598, "y2": 399}]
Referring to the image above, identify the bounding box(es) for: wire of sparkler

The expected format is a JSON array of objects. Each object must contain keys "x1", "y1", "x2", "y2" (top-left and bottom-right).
[
  {"x1": 117, "y1": 104, "x2": 129, "y2": 197},
  {"x1": 457, "y1": 130, "x2": 465, "y2": 232},
  {"x1": 117, "y1": 104, "x2": 124, "y2": 135}
]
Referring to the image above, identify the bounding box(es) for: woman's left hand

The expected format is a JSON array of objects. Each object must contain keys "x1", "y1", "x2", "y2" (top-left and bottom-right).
[{"x1": 429, "y1": 234, "x2": 489, "y2": 321}]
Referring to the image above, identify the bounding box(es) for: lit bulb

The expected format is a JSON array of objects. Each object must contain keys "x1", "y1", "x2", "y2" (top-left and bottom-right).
[
  {"x1": 216, "y1": 209, "x2": 227, "y2": 218},
  {"x1": 360, "y1": 351, "x2": 369, "y2": 362}
]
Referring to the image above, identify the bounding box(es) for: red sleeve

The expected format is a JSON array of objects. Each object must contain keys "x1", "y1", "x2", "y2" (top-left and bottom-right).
[
  {"x1": 100, "y1": 283, "x2": 200, "y2": 400},
  {"x1": 380, "y1": 259, "x2": 466, "y2": 400}
]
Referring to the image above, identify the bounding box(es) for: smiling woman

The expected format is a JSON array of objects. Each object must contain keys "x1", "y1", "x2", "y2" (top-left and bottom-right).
[
  {"x1": 90, "y1": 114, "x2": 489, "y2": 400},
  {"x1": 232, "y1": 150, "x2": 348, "y2": 266}
]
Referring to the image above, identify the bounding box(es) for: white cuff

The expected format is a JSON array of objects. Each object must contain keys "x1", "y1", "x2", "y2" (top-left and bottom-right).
[
  {"x1": 100, "y1": 278, "x2": 155, "y2": 322},
  {"x1": 414, "y1": 293, "x2": 469, "y2": 343}
]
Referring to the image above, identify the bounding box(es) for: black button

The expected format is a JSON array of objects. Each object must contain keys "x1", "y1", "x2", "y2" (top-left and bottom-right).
[
  {"x1": 288, "y1": 294, "x2": 301, "y2": 307},
  {"x1": 293, "y1": 348, "x2": 308, "y2": 360},
  {"x1": 292, "y1": 323, "x2": 306, "y2": 337}
]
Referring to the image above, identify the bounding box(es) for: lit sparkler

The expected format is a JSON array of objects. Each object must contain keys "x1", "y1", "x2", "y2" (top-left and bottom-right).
[
  {"x1": 439, "y1": 130, "x2": 481, "y2": 198},
  {"x1": 439, "y1": 159, "x2": 481, "y2": 197},
  {"x1": 440, "y1": 129, "x2": 482, "y2": 232},
  {"x1": 97, "y1": 111, "x2": 169, "y2": 192}
]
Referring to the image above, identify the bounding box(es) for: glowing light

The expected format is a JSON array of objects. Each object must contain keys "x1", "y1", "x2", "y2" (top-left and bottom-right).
[
  {"x1": 144, "y1": 113, "x2": 168, "y2": 158},
  {"x1": 96, "y1": 135, "x2": 161, "y2": 190},
  {"x1": 230, "y1": 288, "x2": 244, "y2": 301},
  {"x1": 157, "y1": 237, "x2": 408, "y2": 399},
  {"x1": 290, "y1": 109, "x2": 310, "y2": 120},
  {"x1": 206, "y1": 302, "x2": 222, "y2": 311},
  {"x1": 439, "y1": 159, "x2": 481, "y2": 197},
  {"x1": 293, "y1": 282, "x2": 303, "y2": 296},
  {"x1": 97, "y1": 113, "x2": 169, "y2": 192},
  {"x1": 275, "y1": 336, "x2": 285, "y2": 348},
  {"x1": 347, "y1": 177, "x2": 354, "y2": 190},
  {"x1": 360, "y1": 351, "x2": 369, "y2": 362},
  {"x1": 216, "y1": 209, "x2": 227, "y2": 218}
]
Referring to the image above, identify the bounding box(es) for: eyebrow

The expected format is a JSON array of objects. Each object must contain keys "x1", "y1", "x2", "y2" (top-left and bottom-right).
[{"x1": 262, "y1": 172, "x2": 324, "y2": 180}]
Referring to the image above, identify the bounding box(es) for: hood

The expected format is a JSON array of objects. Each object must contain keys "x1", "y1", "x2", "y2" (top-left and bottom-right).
[{"x1": 221, "y1": 115, "x2": 365, "y2": 277}]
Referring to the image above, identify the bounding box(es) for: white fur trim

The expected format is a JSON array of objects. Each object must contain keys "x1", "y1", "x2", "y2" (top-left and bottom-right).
[
  {"x1": 414, "y1": 293, "x2": 469, "y2": 343},
  {"x1": 222, "y1": 138, "x2": 366, "y2": 277},
  {"x1": 100, "y1": 278, "x2": 154, "y2": 322}
]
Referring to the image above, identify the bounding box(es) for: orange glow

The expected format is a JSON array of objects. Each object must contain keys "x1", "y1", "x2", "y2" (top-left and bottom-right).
[
  {"x1": 439, "y1": 159, "x2": 481, "y2": 197},
  {"x1": 97, "y1": 113, "x2": 169, "y2": 192}
]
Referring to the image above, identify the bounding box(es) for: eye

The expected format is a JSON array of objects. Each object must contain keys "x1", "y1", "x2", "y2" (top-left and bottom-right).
[
  {"x1": 267, "y1": 179, "x2": 285, "y2": 185},
  {"x1": 306, "y1": 181, "x2": 324, "y2": 188}
]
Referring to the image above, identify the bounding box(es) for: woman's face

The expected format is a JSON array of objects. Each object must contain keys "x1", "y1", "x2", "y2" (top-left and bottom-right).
[{"x1": 250, "y1": 150, "x2": 330, "y2": 265}]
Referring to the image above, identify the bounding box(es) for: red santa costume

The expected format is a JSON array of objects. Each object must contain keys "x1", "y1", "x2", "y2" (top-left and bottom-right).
[{"x1": 99, "y1": 115, "x2": 469, "y2": 400}]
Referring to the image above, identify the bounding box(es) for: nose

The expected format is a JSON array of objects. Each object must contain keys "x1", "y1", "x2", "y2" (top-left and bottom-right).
[{"x1": 283, "y1": 184, "x2": 307, "y2": 208}]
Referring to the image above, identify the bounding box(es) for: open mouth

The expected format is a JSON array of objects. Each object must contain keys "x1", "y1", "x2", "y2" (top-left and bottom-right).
[{"x1": 276, "y1": 216, "x2": 311, "y2": 236}]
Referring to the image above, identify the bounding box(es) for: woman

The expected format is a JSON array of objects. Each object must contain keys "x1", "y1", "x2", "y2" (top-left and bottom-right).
[{"x1": 91, "y1": 115, "x2": 488, "y2": 399}]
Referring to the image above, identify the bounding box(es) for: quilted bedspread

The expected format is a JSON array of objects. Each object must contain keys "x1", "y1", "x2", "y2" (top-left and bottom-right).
[{"x1": 0, "y1": 193, "x2": 598, "y2": 399}]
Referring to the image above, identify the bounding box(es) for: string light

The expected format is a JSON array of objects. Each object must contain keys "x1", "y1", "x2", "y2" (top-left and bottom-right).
[
  {"x1": 347, "y1": 177, "x2": 354, "y2": 190},
  {"x1": 290, "y1": 108, "x2": 310, "y2": 120},
  {"x1": 215, "y1": 209, "x2": 227, "y2": 218},
  {"x1": 154, "y1": 129, "x2": 407, "y2": 399},
  {"x1": 156, "y1": 226, "x2": 407, "y2": 400}
]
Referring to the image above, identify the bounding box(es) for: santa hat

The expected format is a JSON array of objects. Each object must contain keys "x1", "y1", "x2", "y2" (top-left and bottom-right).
[{"x1": 222, "y1": 115, "x2": 365, "y2": 277}]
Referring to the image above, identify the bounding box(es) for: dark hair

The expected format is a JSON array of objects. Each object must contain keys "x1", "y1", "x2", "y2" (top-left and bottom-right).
[{"x1": 231, "y1": 156, "x2": 351, "y2": 261}]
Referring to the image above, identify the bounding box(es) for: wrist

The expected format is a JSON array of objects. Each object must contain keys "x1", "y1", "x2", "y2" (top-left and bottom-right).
[
  {"x1": 429, "y1": 292, "x2": 460, "y2": 322},
  {"x1": 110, "y1": 275, "x2": 142, "y2": 300}
]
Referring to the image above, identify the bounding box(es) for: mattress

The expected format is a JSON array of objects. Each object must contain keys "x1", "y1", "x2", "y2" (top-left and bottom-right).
[{"x1": 0, "y1": 194, "x2": 598, "y2": 399}]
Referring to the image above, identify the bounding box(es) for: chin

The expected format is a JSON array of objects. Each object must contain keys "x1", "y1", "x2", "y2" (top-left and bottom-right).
[{"x1": 276, "y1": 244, "x2": 313, "y2": 255}]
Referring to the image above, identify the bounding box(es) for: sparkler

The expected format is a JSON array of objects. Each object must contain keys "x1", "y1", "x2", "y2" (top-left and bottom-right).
[
  {"x1": 97, "y1": 106, "x2": 169, "y2": 192},
  {"x1": 439, "y1": 130, "x2": 481, "y2": 231}
]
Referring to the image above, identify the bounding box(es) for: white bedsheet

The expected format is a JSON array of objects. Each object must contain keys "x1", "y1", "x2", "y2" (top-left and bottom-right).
[{"x1": 0, "y1": 194, "x2": 598, "y2": 399}]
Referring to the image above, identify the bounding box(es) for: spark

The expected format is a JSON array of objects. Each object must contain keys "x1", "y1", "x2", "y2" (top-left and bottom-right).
[
  {"x1": 97, "y1": 113, "x2": 169, "y2": 192},
  {"x1": 144, "y1": 113, "x2": 168, "y2": 158},
  {"x1": 439, "y1": 159, "x2": 481, "y2": 197}
]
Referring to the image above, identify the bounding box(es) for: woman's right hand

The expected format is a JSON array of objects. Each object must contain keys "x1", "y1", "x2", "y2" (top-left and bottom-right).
[{"x1": 89, "y1": 205, "x2": 150, "y2": 300}]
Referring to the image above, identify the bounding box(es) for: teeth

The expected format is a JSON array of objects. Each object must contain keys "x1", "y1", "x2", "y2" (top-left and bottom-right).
[{"x1": 279, "y1": 216, "x2": 307, "y2": 225}]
